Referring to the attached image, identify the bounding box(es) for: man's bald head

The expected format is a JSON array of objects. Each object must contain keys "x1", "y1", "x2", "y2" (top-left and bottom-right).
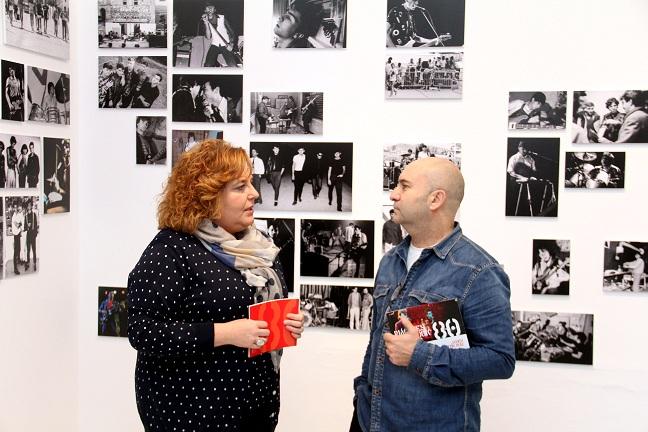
[{"x1": 406, "y1": 158, "x2": 464, "y2": 214}]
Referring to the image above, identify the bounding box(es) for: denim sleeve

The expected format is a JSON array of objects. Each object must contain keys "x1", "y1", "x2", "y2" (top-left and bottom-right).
[{"x1": 407, "y1": 264, "x2": 516, "y2": 386}]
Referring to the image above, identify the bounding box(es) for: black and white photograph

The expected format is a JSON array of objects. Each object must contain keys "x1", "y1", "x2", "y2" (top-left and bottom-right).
[
  {"x1": 250, "y1": 141, "x2": 353, "y2": 212},
  {"x1": 0, "y1": 199, "x2": 3, "y2": 278},
  {"x1": 512, "y1": 311, "x2": 593, "y2": 365},
  {"x1": 565, "y1": 152, "x2": 625, "y2": 189},
  {"x1": 136, "y1": 116, "x2": 166, "y2": 165},
  {"x1": 1, "y1": 59, "x2": 25, "y2": 122},
  {"x1": 0, "y1": 133, "x2": 41, "y2": 190},
  {"x1": 171, "y1": 129, "x2": 223, "y2": 167},
  {"x1": 250, "y1": 92, "x2": 324, "y2": 135},
  {"x1": 3, "y1": 0, "x2": 70, "y2": 60},
  {"x1": 603, "y1": 241, "x2": 647, "y2": 293},
  {"x1": 385, "y1": 52, "x2": 463, "y2": 99},
  {"x1": 272, "y1": 0, "x2": 347, "y2": 48},
  {"x1": 505, "y1": 138, "x2": 559, "y2": 217},
  {"x1": 43, "y1": 137, "x2": 70, "y2": 214},
  {"x1": 383, "y1": 142, "x2": 461, "y2": 191},
  {"x1": 508, "y1": 91, "x2": 567, "y2": 130},
  {"x1": 386, "y1": 0, "x2": 465, "y2": 48},
  {"x1": 532, "y1": 239, "x2": 570, "y2": 295},
  {"x1": 98, "y1": 0, "x2": 167, "y2": 48},
  {"x1": 572, "y1": 90, "x2": 648, "y2": 143},
  {"x1": 382, "y1": 205, "x2": 406, "y2": 254},
  {"x1": 301, "y1": 285, "x2": 374, "y2": 330},
  {"x1": 98, "y1": 56, "x2": 167, "y2": 109},
  {"x1": 173, "y1": 0, "x2": 243, "y2": 67},
  {"x1": 254, "y1": 218, "x2": 295, "y2": 293},
  {"x1": 26, "y1": 66, "x2": 70, "y2": 125},
  {"x1": 300, "y1": 219, "x2": 374, "y2": 279},
  {"x1": 171, "y1": 74, "x2": 242, "y2": 123},
  {"x1": 98, "y1": 287, "x2": 128, "y2": 337},
  {"x1": 4, "y1": 195, "x2": 39, "y2": 279}
]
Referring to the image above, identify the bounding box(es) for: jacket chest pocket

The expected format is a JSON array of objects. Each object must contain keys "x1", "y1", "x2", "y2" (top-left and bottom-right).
[
  {"x1": 406, "y1": 288, "x2": 453, "y2": 307},
  {"x1": 372, "y1": 283, "x2": 392, "y2": 327}
]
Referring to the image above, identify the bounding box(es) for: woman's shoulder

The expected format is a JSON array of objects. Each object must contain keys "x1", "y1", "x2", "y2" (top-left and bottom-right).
[{"x1": 148, "y1": 228, "x2": 200, "y2": 252}]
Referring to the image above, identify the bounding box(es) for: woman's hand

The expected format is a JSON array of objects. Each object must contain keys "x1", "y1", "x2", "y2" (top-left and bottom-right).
[
  {"x1": 214, "y1": 319, "x2": 270, "y2": 349},
  {"x1": 284, "y1": 312, "x2": 305, "y2": 340}
]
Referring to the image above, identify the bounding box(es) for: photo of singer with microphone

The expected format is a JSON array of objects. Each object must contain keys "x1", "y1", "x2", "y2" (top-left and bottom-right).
[{"x1": 386, "y1": 0, "x2": 465, "y2": 48}]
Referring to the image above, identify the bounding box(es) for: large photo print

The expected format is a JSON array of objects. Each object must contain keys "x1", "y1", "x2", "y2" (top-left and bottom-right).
[{"x1": 99, "y1": 0, "x2": 167, "y2": 48}]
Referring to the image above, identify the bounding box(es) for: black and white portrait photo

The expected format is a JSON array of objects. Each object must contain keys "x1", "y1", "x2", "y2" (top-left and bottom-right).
[
  {"x1": 508, "y1": 91, "x2": 567, "y2": 130},
  {"x1": 301, "y1": 285, "x2": 374, "y2": 330},
  {"x1": 603, "y1": 241, "x2": 647, "y2": 293},
  {"x1": 0, "y1": 200, "x2": 3, "y2": 278},
  {"x1": 0, "y1": 133, "x2": 41, "y2": 190},
  {"x1": 171, "y1": 74, "x2": 242, "y2": 123},
  {"x1": 505, "y1": 138, "x2": 559, "y2": 217},
  {"x1": 572, "y1": 90, "x2": 648, "y2": 143},
  {"x1": 173, "y1": 0, "x2": 243, "y2": 67},
  {"x1": 382, "y1": 205, "x2": 406, "y2": 254},
  {"x1": 385, "y1": 52, "x2": 463, "y2": 99},
  {"x1": 513, "y1": 311, "x2": 593, "y2": 365},
  {"x1": 1, "y1": 59, "x2": 25, "y2": 122},
  {"x1": 98, "y1": 56, "x2": 167, "y2": 109},
  {"x1": 98, "y1": 0, "x2": 167, "y2": 48},
  {"x1": 43, "y1": 137, "x2": 70, "y2": 214},
  {"x1": 98, "y1": 287, "x2": 128, "y2": 337},
  {"x1": 3, "y1": 0, "x2": 70, "y2": 59},
  {"x1": 250, "y1": 141, "x2": 353, "y2": 212},
  {"x1": 386, "y1": 0, "x2": 465, "y2": 48},
  {"x1": 4, "y1": 195, "x2": 39, "y2": 279},
  {"x1": 532, "y1": 240, "x2": 570, "y2": 295},
  {"x1": 171, "y1": 129, "x2": 223, "y2": 167},
  {"x1": 300, "y1": 219, "x2": 374, "y2": 279},
  {"x1": 254, "y1": 218, "x2": 295, "y2": 293},
  {"x1": 250, "y1": 92, "x2": 324, "y2": 135},
  {"x1": 565, "y1": 152, "x2": 625, "y2": 189},
  {"x1": 272, "y1": 0, "x2": 347, "y2": 48},
  {"x1": 383, "y1": 142, "x2": 461, "y2": 191},
  {"x1": 26, "y1": 66, "x2": 70, "y2": 125},
  {"x1": 136, "y1": 116, "x2": 166, "y2": 165}
]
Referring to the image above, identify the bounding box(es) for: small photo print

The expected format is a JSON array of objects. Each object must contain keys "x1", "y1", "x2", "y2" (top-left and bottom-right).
[
  {"x1": 382, "y1": 205, "x2": 407, "y2": 254},
  {"x1": 532, "y1": 239, "x2": 570, "y2": 295},
  {"x1": 251, "y1": 92, "x2": 323, "y2": 135},
  {"x1": 171, "y1": 74, "x2": 243, "y2": 123},
  {"x1": 1, "y1": 59, "x2": 25, "y2": 122},
  {"x1": 603, "y1": 241, "x2": 647, "y2": 293},
  {"x1": 300, "y1": 219, "x2": 374, "y2": 279},
  {"x1": 173, "y1": 0, "x2": 244, "y2": 67},
  {"x1": 386, "y1": 0, "x2": 465, "y2": 47},
  {"x1": 171, "y1": 130, "x2": 223, "y2": 167},
  {"x1": 272, "y1": 0, "x2": 347, "y2": 48},
  {"x1": 136, "y1": 116, "x2": 166, "y2": 165},
  {"x1": 26, "y1": 66, "x2": 70, "y2": 125},
  {"x1": 0, "y1": 199, "x2": 3, "y2": 278},
  {"x1": 513, "y1": 311, "x2": 593, "y2": 365},
  {"x1": 98, "y1": 287, "x2": 128, "y2": 337},
  {"x1": 572, "y1": 90, "x2": 648, "y2": 143},
  {"x1": 385, "y1": 52, "x2": 463, "y2": 99},
  {"x1": 43, "y1": 137, "x2": 70, "y2": 214},
  {"x1": 98, "y1": 0, "x2": 167, "y2": 48},
  {"x1": 98, "y1": 56, "x2": 167, "y2": 109},
  {"x1": 564, "y1": 152, "x2": 625, "y2": 189},
  {"x1": 254, "y1": 218, "x2": 295, "y2": 293},
  {"x1": 505, "y1": 138, "x2": 559, "y2": 217},
  {"x1": 301, "y1": 285, "x2": 373, "y2": 330},
  {"x1": 383, "y1": 142, "x2": 461, "y2": 191},
  {"x1": 508, "y1": 91, "x2": 567, "y2": 130},
  {"x1": 4, "y1": 195, "x2": 39, "y2": 279},
  {"x1": 0, "y1": 133, "x2": 42, "y2": 190}
]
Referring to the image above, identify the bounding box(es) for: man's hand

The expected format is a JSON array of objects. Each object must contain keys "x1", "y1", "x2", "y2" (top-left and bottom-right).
[{"x1": 383, "y1": 315, "x2": 419, "y2": 367}]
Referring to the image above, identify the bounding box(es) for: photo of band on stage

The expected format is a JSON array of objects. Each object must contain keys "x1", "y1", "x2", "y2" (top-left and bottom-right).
[
  {"x1": 251, "y1": 92, "x2": 323, "y2": 135},
  {"x1": 386, "y1": 0, "x2": 464, "y2": 48}
]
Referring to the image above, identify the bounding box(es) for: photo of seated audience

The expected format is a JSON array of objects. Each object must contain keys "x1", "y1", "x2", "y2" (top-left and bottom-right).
[{"x1": 300, "y1": 285, "x2": 374, "y2": 330}]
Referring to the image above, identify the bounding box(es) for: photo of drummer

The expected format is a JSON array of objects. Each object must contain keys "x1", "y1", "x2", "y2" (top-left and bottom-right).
[
  {"x1": 532, "y1": 240, "x2": 570, "y2": 296},
  {"x1": 603, "y1": 241, "x2": 647, "y2": 293},
  {"x1": 505, "y1": 138, "x2": 559, "y2": 217},
  {"x1": 564, "y1": 152, "x2": 625, "y2": 189}
]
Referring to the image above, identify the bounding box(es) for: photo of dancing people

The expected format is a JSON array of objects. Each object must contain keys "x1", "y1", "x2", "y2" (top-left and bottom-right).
[
  {"x1": 254, "y1": 218, "x2": 295, "y2": 293},
  {"x1": 97, "y1": 56, "x2": 167, "y2": 109},
  {"x1": 135, "y1": 116, "x2": 166, "y2": 165},
  {"x1": 300, "y1": 219, "x2": 374, "y2": 279},
  {"x1": 565, "y1": 152, "x2": 625, "y2": 189},
  {"x1": 27, "y1": 66, "x2": 70, "y2": 125},
  {"x1": 4, "y1": 195, "x2": 39, "y2": 279},
  {"x1": 513, "y1": 311, "x2": 593, "y2": 365},
  {"x1": 385, "y1": 52, "x2": 463, "y2": 99},
  {"x1": 250, "y1": 92, "x2": 323, "y2": 135},
  {"x1": 170, "y1": 129, "x2": 223, "y2": 167},
  {"x1": 272, "y1": 0, "x2": 347, "y2": 48},
  {"x1": 98, "y1": 287, "x2": 128, "y2": 337},
  {"x1": 532, "y1": 239, "x2": 570, "y2": 295},
  {"x1": 572, "y1": 90, "x2": 648, "y2": 143},
  {"x1": 1, "y1": 59, "x2": 25, "y2": 122},
  {"x1": 508, "y1": 91, "x2": 566, "y2": 130},
  {"x1": 300, "y1": 284, "x2": 373, "y2": 330},
  {"x1": 603, "y1": 241, "x2": 647, "y2": 293},
  {"x1": 386, "y1": 0, "x2": 464, "y2": 47},
  {"x1": 43, "y1": 137, "x2": 70, "y2": 214},
  {"x1": 173, "y1": 0, "x2": 243, "y2": 67},
  {"x1": 98, "y1": 0, "x2": 167, "y2": 48},
  {"x1": 0, "y1": 133, "x2": 41, "y2": 190},
  {"x1": 505, "y1": 138, "x2": 559, "y2": 217},
  {"x1": 171, "y1": 74, "x2": 242, "y2": 123}
]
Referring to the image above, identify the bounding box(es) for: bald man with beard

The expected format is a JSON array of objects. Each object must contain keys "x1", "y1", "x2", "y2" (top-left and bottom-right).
[{"x1": 351, "y1": 158, "x2": 515, "y2": 432}]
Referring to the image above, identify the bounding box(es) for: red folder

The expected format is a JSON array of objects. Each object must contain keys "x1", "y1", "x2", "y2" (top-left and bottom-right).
[{"x1": 248, "y1": 298, "x2": 300, "y2": 357}]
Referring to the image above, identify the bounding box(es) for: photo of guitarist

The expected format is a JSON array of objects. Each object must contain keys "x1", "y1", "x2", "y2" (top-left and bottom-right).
[
  {"x1": 386, "y1": 0, "x2": 456, "y2": 48},
  {"x1": 200, "y1": 3, "x2": 241, "y2": 67},
  {"x1": 3, "y1": 64, "x2": 24, "y2": 121},
  {"x1": 532, "y1": 240, "x2": 570, "y2": 295},
  {"x1": 301, "y1": 94, "x2": 318, "y2": 134}
]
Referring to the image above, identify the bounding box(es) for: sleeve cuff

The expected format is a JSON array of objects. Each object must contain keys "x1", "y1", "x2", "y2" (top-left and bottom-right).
[
  {"x1": 408, "y1": 339, "x2": 434, "y2": 377},
  {"x1": 194, "y1": 322, "x2": 215, "y2": 351}
]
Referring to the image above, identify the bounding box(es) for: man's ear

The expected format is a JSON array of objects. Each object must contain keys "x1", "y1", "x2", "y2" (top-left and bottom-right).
[{"x1": 427, "y1": 189, "x2": 447, "y2": 211}]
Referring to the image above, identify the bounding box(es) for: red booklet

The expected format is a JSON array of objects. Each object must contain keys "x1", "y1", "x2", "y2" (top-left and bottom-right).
[{"x1": 248, "y1": 298, "x2": 300, "y2": 358}]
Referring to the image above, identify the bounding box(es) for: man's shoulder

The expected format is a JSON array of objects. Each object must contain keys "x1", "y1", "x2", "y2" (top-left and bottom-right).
[{"x1": 451, "y1": 234, "x2": 502, "y2": 270}]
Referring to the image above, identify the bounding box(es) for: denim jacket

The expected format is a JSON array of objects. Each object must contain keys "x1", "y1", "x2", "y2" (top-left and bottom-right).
[{"x1": 354, "y1": 224, "x2": 515, "y2": 432}]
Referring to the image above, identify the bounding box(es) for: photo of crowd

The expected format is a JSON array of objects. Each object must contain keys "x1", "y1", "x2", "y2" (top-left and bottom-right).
[
  {"x1": 4, "y1": 196, "x2": 39, "y2": 279},
  {"x1": 508, "y1": 91, "x2": 566, "y2": 130},
  {"x1": 98, "y1": 56, "x2": 167, "y2": 109},
  {"x1": 171, "y1": 74, "x2": 242, "y2": 123},
  {"x1": 98, "y1": 287, "x2": 128, "y2": 337},
  {"x1": 300, "y1": 285, "x2": 373, "y2": 330},
  {"x1": 171, "y1": 130, "x2": 223, "y2": 167},
  {"x1": 42, "y1": 137, "x2": 70, "y2": 214},
  {"x1": 532, "y1": 239, "x2": 570, "y2": 295},
  {"x1": 98, "y1": 0, "x2": 167, "y2": 48},
  {"x1": 0, "y1": 133, "x2": 41, "y2": 190},
  {"x1": 272, "y1": 0, "x2": 347, "y2": 48},
  {"x1": 603, "y1": 241, "x2": 647, "y2": 293},
  {"x1": 385, "y1": 52, "x2": 463, "y2": 99},
  {"x1": 135, "y1": 116, "x2": 166, "y2": 165},
  {"x1": 254, "y1": 218, "x2": 295, "y2": 293},
  {"x1": 251, "y1": 92, "x2": 323, "y2": 135},
  {"x1": 565, "y1": 152, "x2": 625, "y2": 189},
  {"x1": 1, "y1": 59, "x2": 25, "y2": 122},
  {"x1": 27, "y1": 66, "x2": 70, "y2": 125}
]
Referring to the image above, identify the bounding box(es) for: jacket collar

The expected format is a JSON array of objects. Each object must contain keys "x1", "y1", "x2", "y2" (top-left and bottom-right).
[{"x1": 395, "y1": 222, "x2": 463, "y2": 262}]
